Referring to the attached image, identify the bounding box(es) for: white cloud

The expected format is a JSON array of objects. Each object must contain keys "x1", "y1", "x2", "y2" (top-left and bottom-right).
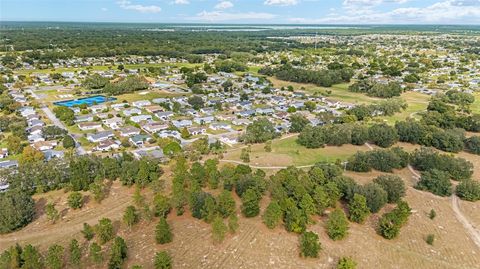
[
  {"x1": 215, "y1": 1, "x2": 234, "y2": 9},
  {"x1": 290, "y1": 0, "x2": 480, "y2": 24},
  {"x1": 264, "y1": 0, "x2": 299, "y2": 6},
  {"x1": 117, "y1": 0, "x2": 162, "y2": 13},
  {"x1": 101, "y1": 7, "x2": 108, "y2": 12},
  {"x1": 343, "y1": 0, "x2": 409, "y2": 5},
  {"x1": 192, "y1": 11, "x2": 277, "y2": 21},
  {"x1": 173, "y1": 0, "x2": 190, "y2": 4}
]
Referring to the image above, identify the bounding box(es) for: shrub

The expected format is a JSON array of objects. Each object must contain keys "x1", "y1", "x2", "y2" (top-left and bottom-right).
[
  {"x1": 326, "y1": 208, "x2": 349, "y2": 241},
  {"x1": 299, "y1": 231, "x2": 321, "y2": 258}
]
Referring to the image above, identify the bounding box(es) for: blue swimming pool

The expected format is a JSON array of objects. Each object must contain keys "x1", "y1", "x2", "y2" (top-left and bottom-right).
[{"x1": 54, "y1": 95, "x2": 117, "y2": 107}]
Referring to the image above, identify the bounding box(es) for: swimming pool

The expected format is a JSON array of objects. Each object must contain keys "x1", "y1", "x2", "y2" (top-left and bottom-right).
[{"x1": 54, "y1": 95, "x2": 117, "y2": 107}]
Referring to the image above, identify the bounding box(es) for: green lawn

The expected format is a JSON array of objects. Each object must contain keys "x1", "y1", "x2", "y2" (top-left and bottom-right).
[
  {"x1": 471, "y1": 92, "x2": 480, "y2": 114},
  {"x1": 225, "y1": 136, "x2": 369, "y2": 167},
  {"x1": 115, "y1": 91, "x2": 187, "y2": 103}
]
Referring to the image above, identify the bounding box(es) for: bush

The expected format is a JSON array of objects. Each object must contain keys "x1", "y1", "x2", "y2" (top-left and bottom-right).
[
  {"x1": 464, "y1": 136, "x2": 480, "y2": 155},
  {"x1": 348, "y1": 194, "x2": 370, "y2": 224},
  {"x1": 416, "y1": 169, "x2": 452, "y2": 197},
  {"x1": 368, "y1": 123, "x2": 399, "y2": 148},
  {"x1": 96, "y1": 218, "x2": 114, "y2": 245},
  {"x1": 108, "y1": 237, "x2": 128, "y2": 269},
  {"x1": 154, "y1": 251, "x2": 172, "y2": 269},
  {"x1": 0, "y1": 190, "x2": 35, "y2": 233},
  {"x1": 67, "y1": 191, "x2": 83, "y2": 209},
  {"x1": 355, "y1": 183, "x2": 388, "y2": 213},
  {"x1": 426, "y1": 234, "x2": 435, "y2": 245},
  {"x1": 123, "y1": 206, "x2": 139, "y2": 227},
  {"x1": 241, "y1": 189, "x2": 260, "y2": 218},
  {"x1": 155, "y1": 217, "x2": 173, "y2": 244},
  {"x1": 299, "y1": 231, "x2": 321, "y2": 258},
  {"x1": 456, "y1": 180, "x2": 480, "y2": 202},
  {"x1": 337, "y1": 257, "x2": 357, "y2": 269},
  {"x1": 211, "y1": 216, "x2": 227, "y2": 244},
  {"x1": 378, "y1": 201, "x2": 411, "y2": 239},
  {"x1": 326, "y1": 208, "x2": 349, "y2": 241}
]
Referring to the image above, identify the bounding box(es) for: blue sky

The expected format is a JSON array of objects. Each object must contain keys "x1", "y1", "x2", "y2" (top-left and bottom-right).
[{"x1": 1, "y1": 0, "x2": 479, "y2": 24}]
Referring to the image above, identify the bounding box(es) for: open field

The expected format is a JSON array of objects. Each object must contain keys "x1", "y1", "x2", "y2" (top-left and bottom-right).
[
  {"x1": 223, "y1": 135, "x2": 370, "y2": 167},
  {"x1": 1, "y1": 167, "x2": 479, "y2": 269}
]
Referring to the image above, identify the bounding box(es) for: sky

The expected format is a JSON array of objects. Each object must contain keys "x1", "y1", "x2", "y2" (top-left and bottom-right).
[{"x1": 0, "y1": 0, "x2": 479, "y2": 24}]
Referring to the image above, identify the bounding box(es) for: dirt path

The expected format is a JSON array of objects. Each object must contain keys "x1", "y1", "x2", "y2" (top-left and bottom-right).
[
  {"x1": 408, "y1": 164, "x2": 480, "y2": 249},
  {"x1": 451, "y1": 195, "x2": 480, "y2": 249}
]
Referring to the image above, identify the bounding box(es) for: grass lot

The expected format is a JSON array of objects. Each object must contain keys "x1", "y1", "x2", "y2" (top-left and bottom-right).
[
  {"x1": 224, "y1": 135, "x2": 370, "y2": 167},
  {"x1": 115, "y1": 90, "x2": 187, "y2": 103},
  {"x1": 471, "y1": 92, "x2": 480, "y2": 114},
  {"x1": 378, "y1": 91, "x2": 430, "y2": 124}
]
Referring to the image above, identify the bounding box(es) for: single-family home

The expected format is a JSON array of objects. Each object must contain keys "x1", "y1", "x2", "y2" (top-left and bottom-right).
[
  {"x1": 187, "y1": 127, "x2": 206, "y2": 136},
  {"x1": 87, "y1": 131, "x2": 114, "y2": 143},
  {"x1": 141, "y1": 122, "x2": 168, "y2": 133},
  {"x1": 132, "y1": 100, "x2": 151, "y2": 108},
  {"x1": 209, "y1": 122, "x2": 231, "y2": 130},
  {"x1": 129, "y1": 134, "x2": 152, "y2": 147},
  {"x1": 95, "y1": 139, "x2": 120, "y2": 152},
  {"x1": 155, "y1": 111, "x2": 174, "y2": 120},
  {"x1": 194, "y1": 116, "x2": 215, "y2": 125},
  {"x1": 33, "y1": 140, "x2": 58, "y2": 151},
  {"x1": 130, "y1": 114, "x2": 152, "y2": 123},
  {"x1": 172, "y1": 119, "x2": 192, "y2": 128},
  {"x1": 123, "y1": 108, "x2": 142, "y2": 117},
  {"x1": 103, "y1": 117, "x2": 124, "y2": 129},
  {"x1": 119, "y1": 126, "x2": 141, "y2": 137},
  {"x1": 78, "y1": 122, "x2": 102, "y2": 131},
  {"x1": 0, "y1": 148, "x2": 8, "y2": 159}
]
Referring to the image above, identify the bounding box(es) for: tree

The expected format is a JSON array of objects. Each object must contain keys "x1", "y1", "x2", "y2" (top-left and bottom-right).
[
  {"x1": 378, "y1": 201, "x2": 411, "y2": 239},
  {"x1": 69, "y1": 239, "x2": 81, "y2": 267},
  {"x1": 228, "y1": 214, "x2": 239, "y2": 234},
  {"x1": 289, "y1": 113, "x2": 310, "y2": 133},
  {"x1": 211, "y1": 216, "x2": 228, "y2": 244},
  {"x1": 264, "y1": 140, "x2": 272, "y2": 152},
  {"x1": 337, "y1": 257, "x2": 357, "y2": 269},
  {"x1": 187, "y1": 95, "x2": 204, "y2": 110},
  {"x1": 240, "y1": 148, "x2": 250, "y2": 163},
  {"x1": 67, "y1": 192, "x2": 83, "y2": 209},
  {"x1": 82, "y1": 223, "x2": 95, "y2": 241},
  {"x1": 45, "y1": 202, "x2": 60, "y2": 223},
  {"x1": 368, "y1": 123, "x2": 399, "y2": 148},
  {"x1": 162, "y1": 141, "x2": 182, "y2": 156},
  {"x1": 299, "y1": 231, "x2": 321, "y2": 258},
  {"x1": 348, "y1": 194, "x2": 370, "y2": 224},
  {"x1": 464, "y1": 136, "x2": 480, "y2": 155},
  {"x1": 62, "y1": 135, "x2": 76, "y2": 149},
  {"x1": 217, "y1": 190, "x2": 236, "y2": 218},
  {"x1": 19, "y1": 146, "x2": 44, "y2": 164},
  {"x1": 6, "y1": 136, "x2": 22, "y2": 155},
  {"x1": 21, "y1": 244, "x2": 43, "y2": 269},
  {"x1": 89, "y1": 182, "x2": 106, "y2": 203},
  {"x1": 123, "y1": 206, "x2": 139, "y2": 227},
  {"x1": 429, "y1": 209, "x2": 436, "y2": 220},
  {"x1": 155, "y1": 217, "x2": 173, "y2": 244},
  {"x1": 108, "y1": 236, "x2": 128, "y2": 269},
  {"x1": 0, "y1": 190, "x2": 35, "y2": 233},
  {"x1": 326, "y1": 208, "x2": 349, "y2": 241},
  {"x1": 373, "y1": 175, "x2": 406, "y2": 203},
  {"x1": 45, "y1": 244, "x2": 64, "y2": 269},
  {"x1": 96, "y1": 218, "x2": 114, "y2": 245},
  {"x1": 0, "y1": 244, "x2": 23, "y2": 269},
  {"x1": 456, "y1": 180, "x2": 480, "y2": 202},
  {"x1": 153, "y1": 194, "x2": 172, "y2": 218},
  {"x1": 356, "y1": 183, "x2": 388, "y2": 213},
  {"x1": 154, "y1": 251, "x2": 172, "y2": 269},
  {"x1": 416, "y1": 169, "x2": 452, "y2": 197},
  {"x1": 243, "y1": 118, "x2": 279, "y2": 143},
  {"x1": 262, "y1": 200, "x2": 283, "y2": 229},
  {"x1": 241, "y1": 189, "x2": 260, "y2": 218},
  {"x1": 89, "y1": 243, "x2": 102, "y2": 264}
]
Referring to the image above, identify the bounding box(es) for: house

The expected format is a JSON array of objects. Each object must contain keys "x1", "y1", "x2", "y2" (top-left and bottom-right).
[
  {"x1": 130, "y1": 114, "x2": 152, "y2": 123},
  {"x1": 87, "y1": 131, "x2": 114, "y2": 143},
  {"x1": 28, "y1": 125, "x2": 43, "y2": 136},
  {"x1": 237, "y1": 110, "x2": 255, "y2": 118},
  {"x1": 90, "y1": 104, "x2": 107, "y2": 113},
  {"x1": 103, "y1": 117, "x2": 124, "y2": 129},
  {"x1": 129, "y1": 134, "x2": 152, "y2": 147},
  {"x1": 122, "y1": 108, "x2": 142, "y2": 116},
  {"x1": 0, "y1": 160, "x2": 18, "y2": 169},
  {"x1": 95, "y1": 139, "x2": 120, "y2": 152},
  {"x1": 78, "y1": 122, "x2": 102, "y2": 131},
  {"x1": 200, "y1": 107, "x2": 215, "y2": 115},
  {"x1": 28, "y1": 119, "x2": 45, "y2": 128},
  {"x1": 232, "y1": 119, "x2": 251, "y2": 126},
  {"x1": 144, "y1": 105, "x2": 164, "y2": 114},
  {"x1": 132, "y1": 146, "x2": 165, "y2": 160},
  {"x1": 172, "y1": 120, "x2": 192, "y2": 128},
  {"x1": 194, "y1": 116, "x2": 215, "y2": 125},
  {"x1": 75, "y1": 114, "x2": 94, "y2": 123},
  {"x1": 187, "y1": 127, "x2": 206, "y2": 136},
  {"x1": 209, "y1": 122, "x2": 231, "y2": 130},
  {"x1": 255, "y1": 107, "x2": 275, "y2": 115},
  {"x1": 43, "y1": 150, "x2": 64, "y2": 161},
  {"x1": 141, "y1": 122, "x2": 168, "y2": 133},
  {"x1": 0, "y1": 148, "x2": 8, "y2": 159},
  {"x1": 111, "y1": 103, "x2": 128, "y2": 111},
  {"x1": 28, "y1": 133, "x2": 45, "y2": 143},
  {"x1": 219, "y1": 134, "x2": 238, "y2": 145},
  {"x1": 33, "y1": 141, "x2": 57, "y2": 151},
  {"x1": 119, "y1": 126, "x2": 141, "y2": 137},
  {"x1": 19, "y1": 106, "x2": 36, "y2": 117},
  {"x1": 132, "y1": 100, "x2": 151, "y2": 108},
  {"x1": 158, "y1": 130, "x2": 181, "y2": 140},
  {"x1": 155, "y1": 111, "x2": 174, "y2": 120}
]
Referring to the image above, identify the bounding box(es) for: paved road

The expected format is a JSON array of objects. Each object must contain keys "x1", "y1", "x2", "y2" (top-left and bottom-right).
[{"x1": 41, "y1": 106, "x2": 86, "y2": 155}]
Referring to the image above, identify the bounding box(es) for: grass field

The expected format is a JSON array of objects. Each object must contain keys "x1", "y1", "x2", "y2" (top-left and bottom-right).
[{"x1": 223, "y1": 135, "x2": 370, "y2": 167}]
